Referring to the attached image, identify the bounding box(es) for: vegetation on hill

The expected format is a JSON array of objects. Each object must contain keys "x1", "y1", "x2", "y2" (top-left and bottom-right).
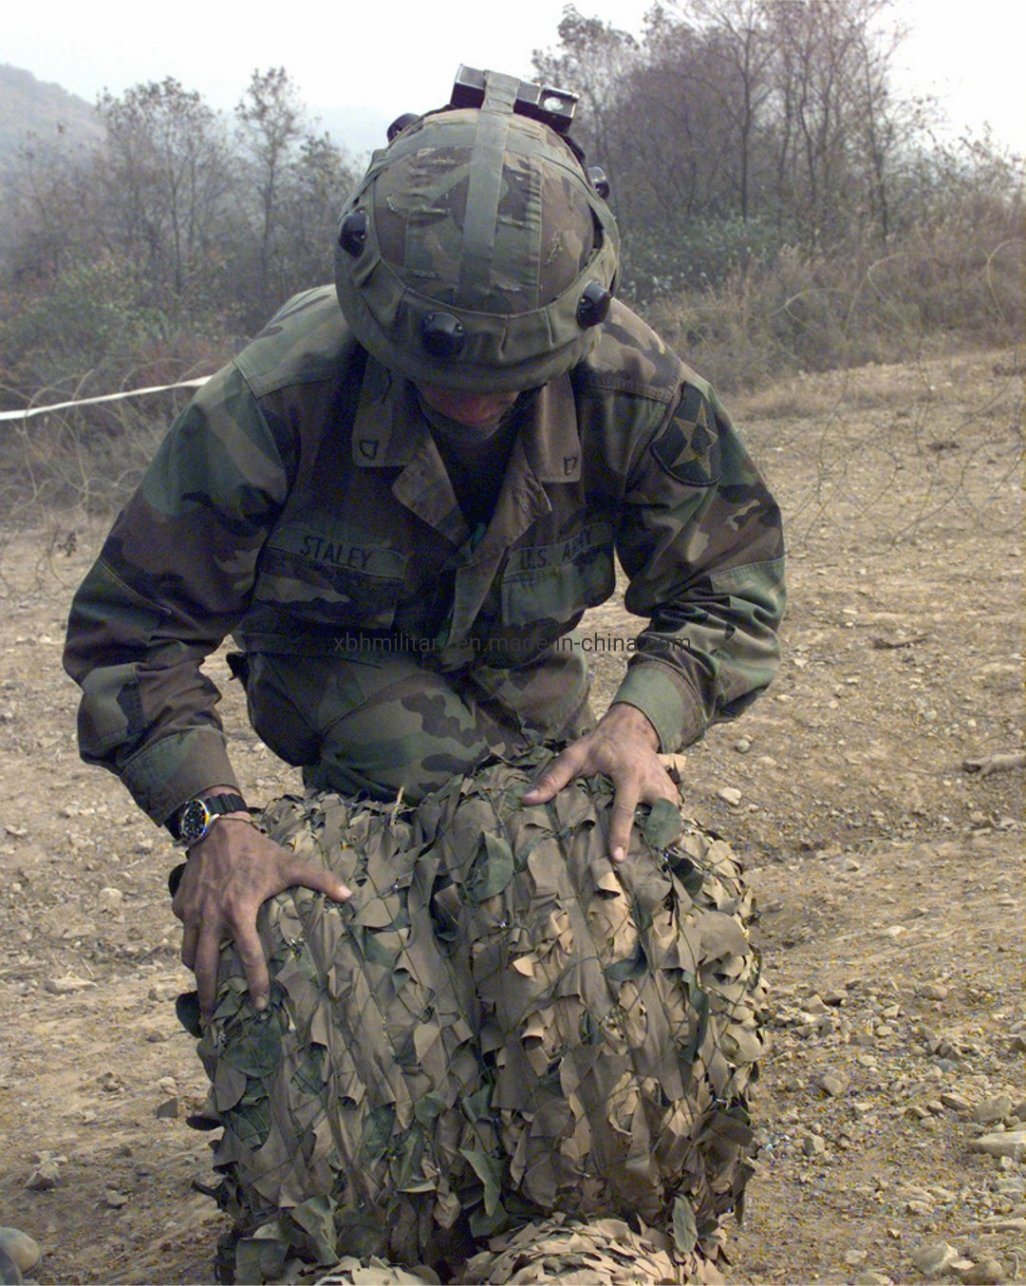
[{"x1": 0, "y1": 0, "x2": 1020, "y2": 430}]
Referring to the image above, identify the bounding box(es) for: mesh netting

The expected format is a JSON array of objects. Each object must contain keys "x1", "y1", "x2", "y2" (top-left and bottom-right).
[{"x1": 187, "y1": 750, "x2": 767, "y2": 1283}]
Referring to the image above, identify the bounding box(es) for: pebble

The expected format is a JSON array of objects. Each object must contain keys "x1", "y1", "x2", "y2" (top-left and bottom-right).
[
  {"x1": 970, "y1": 1130, "x2": 1026, "y2": 1160},
  {"x1": 916, "y1": 982, "x2": 949, "y2": 1000},
  {"x1": 972, "y1": 1095, "x2": 1013, "y2": 1124},
  {"x1": 0, "y1": 1228, "x2": 41, "y2": 1273},
  {"x1": 97, "y1": 886, "x2": 123, "y2": 909},
  {"x1": 940, "y1": 1091, "x2": 971, "y2": 1112},
  {"x1": 853, "y1": 1273, "x2": 893, "y2": 1285},
  {"x1": 154, "y1": 1097, "x2": 179, "y2": 1120},
  {"x1": 818, "y1": 1071, "x2": 850, "y2": 1097},
  {"x1": 103, "y1": 1190, "x2": 128, "y2": 1209},
  {"x1": 802, "y1": 1133, "x2": 827, "y2": 1156},
  {"x1": 25, "y1": 1159, "x2": 60, "y2": 1191},
  {"x1": 43, "y1": 975, "x2": 96, "y2": 995},
  {"x1": 911, "y1": 1241, "x2": 959, "y2": 1276},
  {"x1": 957, "y1": 1259, "x2": 1007, "y2": 1285},
  {"x1": 734, "y1": 737, "x2": 751, "y2": 754},
  {"x1": 717, "y1": 786, "x2": 742, "y2": 807}
]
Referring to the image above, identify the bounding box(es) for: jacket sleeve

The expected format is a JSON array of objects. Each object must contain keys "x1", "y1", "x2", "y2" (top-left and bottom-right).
[
  {"x1": 63, "y1": 364, "x2": 293, "y2": 825},
  {"x1": 611, "y1": 380, "x2": 786, "y2": 752}
]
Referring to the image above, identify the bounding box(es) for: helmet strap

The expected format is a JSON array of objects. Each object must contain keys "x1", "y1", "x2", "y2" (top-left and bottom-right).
[{"x1": 457, "y1": 72, "x2": 521, "y2": 306}]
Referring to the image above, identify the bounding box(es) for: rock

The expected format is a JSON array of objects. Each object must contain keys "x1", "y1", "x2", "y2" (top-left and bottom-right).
[
  {"x1": 802, "y1": 1133, "x2": 827, "y2": 1156},
  {"x1": 911, "y1": 1241, "x2": 959, "y2": 1276},
  {"x1": 717, "y1": 786, "x2": 743, "y2": 807},
  {"x1": 734, "y1": 737, "x2": 751, "y2": 754},
  {"x1": 43, "y1": 975, "x2": 96, "y2": 995},
  {"x1": 957, "y1": 1259, "x2": 1007, "y2": 1285},
  {"x1": 854, "y1": 1274, "x2": 893, "y2": 1285},
  {"x1": 97, "y1": 886, "x2": 123, "y2": 908},
  {"x1": 818, "y1": 1071, "x2": 850, "y2": 1097},
  {"x1": 103, "y1": 1190, "x2": 128, "y2": 1209},
  {"x1": 970, "y1": 1130, "x2": 1026, "y2": 1160},
  {"x1": 154, "y1": 1096, "x2": 179, "y2": 1120},
  {"x1": 972, "y1": 1095, "x2": 1014, "y2": 1124},
  {"x1": 940, "y1": 1091, "x2": 971, "y2": 1112},
  {"x1": 25, "y1": 1159, "x2": 60, "y2": 1191},
  {"x1": 0, "y1": 1228, "x2": 41, "y2": 1273},
  {"x1": 917, "y1": 982, "x2": 949, "y2": 1001}
]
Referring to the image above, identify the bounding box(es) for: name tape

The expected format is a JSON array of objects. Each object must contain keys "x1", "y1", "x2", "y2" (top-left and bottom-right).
[{"x1": 0, "y1": 376, "x2": 212, "y2": 423}]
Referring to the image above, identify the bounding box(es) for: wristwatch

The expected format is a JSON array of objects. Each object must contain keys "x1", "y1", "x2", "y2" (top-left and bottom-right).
[{"x1": 170, "y1": 793, "x2": 248, "y2": 847}]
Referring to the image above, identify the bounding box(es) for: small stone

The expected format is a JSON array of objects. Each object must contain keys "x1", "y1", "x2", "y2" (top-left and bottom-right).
[
  {"x1": 44, "y1": 974, "x2": 96, "y2": 995},
  {"x1": 103, "y1": 1190, "x2": 129, "y2": 1209},
  {"x1": 854, "y1": 1273, "x2": 893, "y2": 1285},
  {"x1": 147, "y1": 982, "x2": 180, "y2": 1002},
  {"x1": 844, "y1": 1248, "x2": 868, "y2": 1265},
  {"x1": 717, "y1": 786, "x2": 742, "y2": 807},
  {"x1": 940, "y1": 1091, "x2": 971, "y2": 1112},
  {"x1": 0, "y1": 1227, "x2": 42, "y2": 1273},
  {"x1": 157, "y1": 1076, "x2": 178, "y2": 1096},
  {"x1": 734, "y1": 737, "x2": 751, "y2": 754},
  {"x1": 905, "y1": 1199, "x2": 932, "y2": 1215},
  {"x1": 916, "y1": 982, "x2": 949, "y2": 1001},
  {"x1": 911, "y1": 1241, "x2": 959, "y2": 1276},
  {"x1": 822, "y1": 988, "x2": 848, "y2": 1006},
  {"x1": 973, "y1": 1095, "x2": 1014, "y2": 1124},
  {"x1": 957, "y1": 1259, "x2": 1007, "y2": 1285},
  {"x1": 25, "y1": 1159, "x2": 61, "y2": 1190},
  {"x1": 802, "y1": 1133, "x2": 827, "y2": 1156},
  {"x1": 97, "y1": 886, "x2": 123, "y2": 908},
  {"x1": 154, "y1": 1097, "x2": 179, "y2": 1120},
  {"x1": 970, "y1": 1130, "x2": 1026, "y2": 1160},
  {"x1": 818, "y1": 1071, "x2": 850, "y2": 1097}
]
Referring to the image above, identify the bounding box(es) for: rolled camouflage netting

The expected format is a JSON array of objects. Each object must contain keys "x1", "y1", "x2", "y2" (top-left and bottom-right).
[{"x1": 184, "y1": 749, "x2": 767, "y2": 1284}]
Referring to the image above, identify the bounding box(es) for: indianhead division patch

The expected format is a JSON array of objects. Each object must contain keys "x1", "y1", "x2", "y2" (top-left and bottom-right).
[{"x1": 651, "y1": 384, "x2": 721, "y2": 487}]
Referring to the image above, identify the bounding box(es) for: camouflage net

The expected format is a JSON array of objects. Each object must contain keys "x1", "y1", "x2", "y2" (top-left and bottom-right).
[{"x1": 185, "y1": 750, "x2": 767, "y2": 1283}]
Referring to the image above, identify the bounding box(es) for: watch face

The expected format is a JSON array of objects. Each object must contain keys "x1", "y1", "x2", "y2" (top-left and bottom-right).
[{"x1": 179, "y1": 798, "x2": 211, "y2": 845}]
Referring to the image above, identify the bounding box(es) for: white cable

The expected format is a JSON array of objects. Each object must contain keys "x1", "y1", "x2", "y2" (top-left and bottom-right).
[{"x1": 0, "y1": 376, "x2": 212, "y2": 423}]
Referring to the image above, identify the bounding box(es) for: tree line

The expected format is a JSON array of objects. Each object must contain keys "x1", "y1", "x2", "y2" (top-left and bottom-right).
[
  {"x1": 0, "y1": 0, "x2": 1021, "y2": 406},
  {"x1": 0, "y1": 68, "x2": 357, "y2": 398}
]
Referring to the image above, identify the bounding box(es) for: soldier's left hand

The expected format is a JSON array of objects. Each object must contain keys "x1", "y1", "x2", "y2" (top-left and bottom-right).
[{"x1": 521, "y1": 703, "x2": 679, "y2": 861}]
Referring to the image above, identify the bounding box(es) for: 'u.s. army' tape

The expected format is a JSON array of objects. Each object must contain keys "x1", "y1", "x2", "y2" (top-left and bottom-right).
[{"x1": 0, "y1": 376, "x2": 211, "y2": 423}]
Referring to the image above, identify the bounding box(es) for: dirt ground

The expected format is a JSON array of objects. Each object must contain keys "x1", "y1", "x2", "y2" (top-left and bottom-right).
[{"x1": 0, "y1": 346, "x2": 1022, "y2": 1285}]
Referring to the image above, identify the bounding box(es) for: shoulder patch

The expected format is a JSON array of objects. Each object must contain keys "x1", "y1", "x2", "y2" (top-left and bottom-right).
[{"x1": 651, "y1": 387, "x2": 721, "y2": 487}]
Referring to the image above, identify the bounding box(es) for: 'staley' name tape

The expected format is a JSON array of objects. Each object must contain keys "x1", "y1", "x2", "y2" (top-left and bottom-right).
[{"x1": 0, "y1": 376, "x2": 212, "y2": 423}]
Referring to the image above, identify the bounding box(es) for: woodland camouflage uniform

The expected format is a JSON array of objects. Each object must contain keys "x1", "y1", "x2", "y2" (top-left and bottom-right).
[{"x1": 63, "y1": 69, "x2": 785, "y2": 833}]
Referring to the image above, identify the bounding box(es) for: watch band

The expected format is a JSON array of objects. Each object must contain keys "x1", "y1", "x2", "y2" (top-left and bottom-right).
[{"x1": 169, "y1": 792, "x2": 248, "y2": 844}]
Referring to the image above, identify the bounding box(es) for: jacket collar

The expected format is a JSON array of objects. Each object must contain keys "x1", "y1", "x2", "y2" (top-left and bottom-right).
[{"x1": 349, "y1": 357, "x2": 582, "y2": 549}]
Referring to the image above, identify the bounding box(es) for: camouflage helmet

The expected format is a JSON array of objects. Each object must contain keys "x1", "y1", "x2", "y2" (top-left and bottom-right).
[{"x1": 334, "y1": 70, "x2": 620, "y2": 392}]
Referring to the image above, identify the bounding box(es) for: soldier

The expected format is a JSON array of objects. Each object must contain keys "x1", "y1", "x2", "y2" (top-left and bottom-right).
[{"x1": 64, "y1": 68, "x2": 785, "y2": 1025}]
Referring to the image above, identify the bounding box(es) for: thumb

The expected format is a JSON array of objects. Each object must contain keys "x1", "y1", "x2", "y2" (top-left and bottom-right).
[{"x1": 522, "y1": 745, "x2": 585, "y2": 804}]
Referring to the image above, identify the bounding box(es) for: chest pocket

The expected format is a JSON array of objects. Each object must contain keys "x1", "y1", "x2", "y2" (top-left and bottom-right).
[
  {"x1": 500, "y1": 521, "x2": 615, "y2": 627},
  {"x1": 256, "y1": 534, "x2": 408, "y2": 629}
]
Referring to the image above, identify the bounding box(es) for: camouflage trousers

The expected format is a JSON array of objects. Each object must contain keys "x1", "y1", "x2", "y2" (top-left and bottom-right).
[{"x1": 239, "y1": 641, "x2": 593, "y2": 801}]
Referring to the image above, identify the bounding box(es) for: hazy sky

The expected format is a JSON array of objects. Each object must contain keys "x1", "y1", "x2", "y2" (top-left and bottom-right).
[{"x1": 6, "y1": 0, "x2": 1024, "y2": 153}]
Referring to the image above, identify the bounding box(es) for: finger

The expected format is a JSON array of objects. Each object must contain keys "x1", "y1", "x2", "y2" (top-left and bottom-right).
[
  {"x1": 180, "y1": 919, "x2": 199, "y2": 971},
  {"x1": 231, "y1": 917, "x2": 271, "y2": 1013},
  {"x1": 608, "y1": 789, "x2": 641, "y2": 863},
  {"x1": 522, "y1": 745, "x2": 586, "y2": 804},
  {"x1": 194, "y1": 926, "x2": 223, "y2": 1022},
  {"x1": 284, "y1": 857, "x2": 352, "y2": 902}
]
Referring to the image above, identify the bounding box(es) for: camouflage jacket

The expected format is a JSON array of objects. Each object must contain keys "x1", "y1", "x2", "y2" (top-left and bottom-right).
[{"x1": 64, "y1": 289, "x2": 785, "y2": 825}]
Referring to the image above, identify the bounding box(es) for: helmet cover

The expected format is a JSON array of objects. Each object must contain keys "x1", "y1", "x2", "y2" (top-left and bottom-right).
[{"x1": 335, "y1": 70, "x2": 620, "y2": 391}]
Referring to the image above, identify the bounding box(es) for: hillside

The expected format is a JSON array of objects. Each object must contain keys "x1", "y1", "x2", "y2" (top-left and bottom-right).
[{"x1": 0, "y1": 64, "x2": 102, "y2": 169}]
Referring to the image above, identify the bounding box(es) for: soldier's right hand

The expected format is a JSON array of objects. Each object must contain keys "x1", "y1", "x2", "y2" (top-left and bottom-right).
[{"x1": 171, "y1": 819, "x2": 351, "y2": 1022}]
